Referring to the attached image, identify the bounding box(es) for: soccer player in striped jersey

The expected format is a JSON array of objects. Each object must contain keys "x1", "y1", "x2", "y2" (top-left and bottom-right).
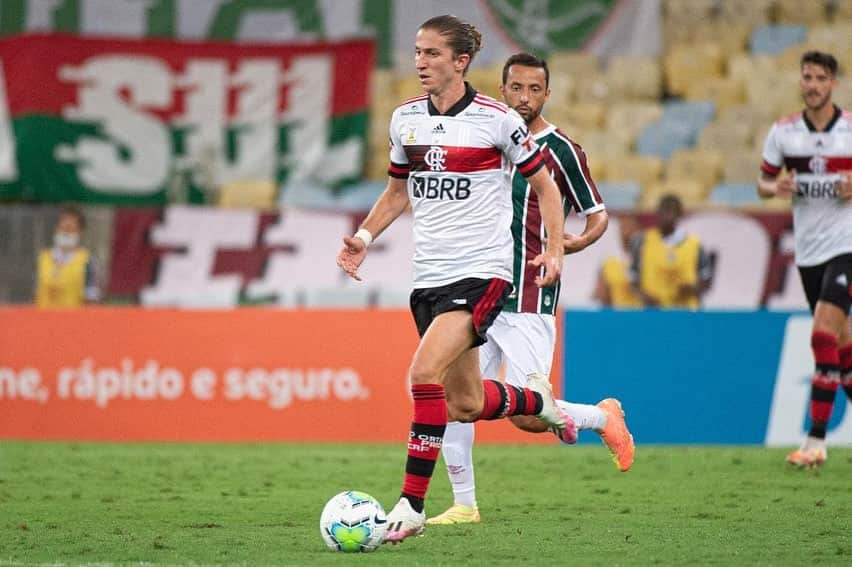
[
  {"x1": 757, "y1": 50, "x2": 852, "y2": 468},
  {"x1": 337, "y1": 17, "x2": 572, "y2": 543},
  {"x1": 428, "y1": 53, "x2": 635, "y2": 526}
]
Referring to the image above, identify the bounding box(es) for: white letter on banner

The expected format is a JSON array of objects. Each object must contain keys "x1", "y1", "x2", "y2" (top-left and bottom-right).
[
  {"x1": 682, "y1": 212, "x2": 769, "y2": 309},
  {"x1": 173, "y1": 60, "x2": 229, "y2": 187},
  {"x1": 218, "y1": 60, "x2": 279, "y2": 184},
  {"x1": 245, "y1": 210, "x2": 350, "y2": 305},
  {"x1": 24, "y1": 0, "x2": 64, "y2": 31},
  {"x1": 141, "y1": 206, "x2": 257, "y2": 307},
  {"x1": 0, "y1": 61, "x2": 17, "y2": 182},
  {"x1": 80, "y1": 0, "x2": 152, "y2": 37},
  {"x1": 281, "y1": 55, "x2": 362, "y2": 187},
  {"x1": 56, "y1": 56, "x2": 171, "y2": 194}
]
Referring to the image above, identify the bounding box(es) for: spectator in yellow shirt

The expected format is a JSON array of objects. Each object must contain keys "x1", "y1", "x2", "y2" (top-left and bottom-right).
[
  {"x1": 629, "y1": 195, "x2": 712, "y2": 309},
  {"x1": 35, "y1": 206, "x2": 100, "y2": 308},
  {"x1": 594, "y1": 215, "x2": 642, "y2": 308}
]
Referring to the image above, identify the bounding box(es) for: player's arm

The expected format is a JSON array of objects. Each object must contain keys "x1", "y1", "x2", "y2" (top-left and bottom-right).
[
  {"x1": 336, "y1": 177, "x2": 409, "y2": 281},
  {"x1": 527, "y1": 167, "x2": 564, "y2": 287},
  {"x1": 837, "y1": 170, "x2": 852, "y2": 201},
  {"x1": 757, "y1": 169, "x2": 796, "y2": 199},
  {"x1": 564, "y1": 210, "x2": 608, "y2": 255}
]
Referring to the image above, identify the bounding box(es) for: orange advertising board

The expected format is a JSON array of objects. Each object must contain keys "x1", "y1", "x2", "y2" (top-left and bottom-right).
[{"x1": 0, "y1": 308, "x2": 561, "y2": 444}]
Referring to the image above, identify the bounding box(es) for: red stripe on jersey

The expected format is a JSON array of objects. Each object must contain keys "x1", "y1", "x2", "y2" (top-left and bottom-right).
[
  {"x1": 517, "y1": 151, "x2": 545, "y2": 176},
  {"x1": 473, "y1": 96, "x2": 508, "y2": 113},
  {"x1": 404, "y1": 145, "x2": 502, "y2": 173},
  {"x1": 782, "y1": 156, "x2": 852, "y2": 173},
  {"x1": 473, "y1": 279, "x2": 509, "y2": 331},
  {"x1": 521, "y1": 192, "x2": 543, "y2": 313},
  {"x1": 827, "y1": 157, "x2": 852, "y2": 171},
  {"x1": 761, "y1": 160, "x2": 781, "y2": 175},
  {"x1": 388, "y1": 161, "x2": 410, "y2": 178},
  {"x1": 400, "y1": 94, "x2": 429, "y2": 107}
]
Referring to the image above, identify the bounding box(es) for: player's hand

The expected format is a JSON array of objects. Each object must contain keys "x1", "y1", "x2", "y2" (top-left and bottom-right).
[
  {"x1": 776, "y1": 169, "x2": 796, "y2": 197},
  {"x1": 336, "y1": 236, "x2": 367, "y2": 281},
  {"x1": 529, "y1": 251, "x2": 562, "y2": 288},
  {"x1": 563, "y1": 232, "x2": 586, "y2": 255},
  {"x1": 837, "y1": 170, "x2": 852, "y2": 201}
]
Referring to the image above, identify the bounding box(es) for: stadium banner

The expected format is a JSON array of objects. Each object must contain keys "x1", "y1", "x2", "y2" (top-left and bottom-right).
[
  {"x1": 0, "y1": 34, "x2": 373, "y2": 203},
  {"x1": 562, "y1": 310, "x2": 852, "y2": 446},
  {"x1": 0, "y1": 307, "x2": 561, "y2": 443},
  {"x1": 0, "y1": 1, "x2": 656, "y2": 68},
  {"x1": 105, "y1": 206, "x2": 807, "y2": 310}
]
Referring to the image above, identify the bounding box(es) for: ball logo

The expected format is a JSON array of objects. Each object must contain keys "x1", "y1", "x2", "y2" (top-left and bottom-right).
[
  {"x1": 808, "y1": 155, "x2": 827, "y2": 175},
  {"x1": 424, "y1": 146, "x2": 448, "y2": 171}
]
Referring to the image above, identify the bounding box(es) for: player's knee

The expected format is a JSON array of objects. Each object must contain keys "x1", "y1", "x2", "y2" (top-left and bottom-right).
[
  {"x1": 448, "y1": 398, "x2": 479, "y2": 422},
  {"x1": 408, "y1": 362, "x2": 441, "y2": 385}
]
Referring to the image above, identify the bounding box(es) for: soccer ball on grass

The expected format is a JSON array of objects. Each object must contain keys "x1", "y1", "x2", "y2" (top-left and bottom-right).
[{"x1": 319, "y1": 491, "x2": 387, "y2": 552}]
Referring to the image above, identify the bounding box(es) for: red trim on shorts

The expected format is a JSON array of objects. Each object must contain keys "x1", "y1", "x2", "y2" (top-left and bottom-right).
[{"x1": 472, "y1": 279, "x2": 508, "y2": 331}]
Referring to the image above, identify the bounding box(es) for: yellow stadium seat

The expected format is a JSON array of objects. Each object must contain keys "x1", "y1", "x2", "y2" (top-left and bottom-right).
[
  {"x1": 685, "y1": 77, "x2": 745, "y2": 112},
  {"x1": 218, "y1": 180, "x2": 277, "y2": 209},
  {"x1": 727, "y1": 54, "x2": 777, "y2": 83},
  {"x1": 666, "y1": 149, "x2": 723, "y2": 190},
  {"x1": 605, "y1": 56, "x2": 662, "y2": 100},
  {"x1": 370, "y1": 70, "x2": 397, "y2": 102},
  {"x1": 572, "y1": 72, "x2": 611, "y2": 103},
  {"x1": 719, "y1": 0, "x2": 772, "y2": 26},
  {"x1": 550, "y1": 102, "x2": 607, "y2": 130},
  {"x1": 395, "y1": 74, "x2": 425, "y2": 101},
  {"x1": 806, "y1": 24, "x2": 852, "y2": 54},
  {"x1": 776, "y1": 0, "x2": 827, "y2": 25},
  {"x1": 574, "y1": 130, "x2": 632, "y2": 163},
  {"x1": 643, "y1": 179, "x2": 708, "y2": 210},
  {"x1": 606, "y1": 102, "x2": 663, "y2": 140},
  {"x1": 548, "y1": 51, "x2": 601, "y2": 81},
  {"x1": 466, "y1": 63, "x2": 504, "y2": 100},
  {"x1": 605, "y1": 155, "x2": 664, "y2": 187},
  {"x1": 698, "y1": 120, "x2": 753, "y2": 151},
  {"x1": 664, "y1": 43, "x2": 724, "y2": 96},
  {"x1": 721, "y1": 150, "x2": 762, "y2": 184},
  {"x1": 836, "y1": 1, "x2": 852, "y2": 21},
  {"x1": 745, "y1": 72, "x2": 801, "y2": 116}
]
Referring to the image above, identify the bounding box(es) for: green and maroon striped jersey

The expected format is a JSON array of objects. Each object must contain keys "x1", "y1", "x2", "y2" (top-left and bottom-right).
[{"x1": 503, "y1": 123, "x2": 605, "y2": 314}]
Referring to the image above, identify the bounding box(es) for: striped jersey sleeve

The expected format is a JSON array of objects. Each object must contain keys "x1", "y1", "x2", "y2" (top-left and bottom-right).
[
  {"x1": 760, "y1": 122, "x2": 783, "y2": 176},
  {"x1": 544, "y1": 129, "x2": 605, "y2": 216}
]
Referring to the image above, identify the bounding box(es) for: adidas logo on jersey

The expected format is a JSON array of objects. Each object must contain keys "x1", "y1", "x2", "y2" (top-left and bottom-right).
[{"x1": 431, "y1": 123, "x2": 445, "y2": 134}]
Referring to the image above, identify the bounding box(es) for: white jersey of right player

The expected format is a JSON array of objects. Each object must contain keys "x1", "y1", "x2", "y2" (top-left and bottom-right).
[
  {"x1": 388, "y1": 83, "x2": 545, "y2": 288},
  {"x1": 761, "y1": 106, "x2": 852, "y2": 267}
]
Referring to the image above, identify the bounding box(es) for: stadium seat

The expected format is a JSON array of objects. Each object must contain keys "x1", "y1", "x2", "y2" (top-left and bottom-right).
[
  {"x1": 606, "y1": 102, "x2": 663, "y2": 140},
  {"x1": 744, "y1": 72, "x2": 801, "y2": 117},
  {"x1": 636, "y1": 122, "x2": 695, "y2": 159},
  {"x1": 552, "y1": 102, "x2": 607, "y2": 130},
  {"x1": 217, "y1": 180, "x2": 277, "y2": 209},
  {"x1": 806, "y1": 24, "x2": 852, "y2": 54},
  {"x1": 549, "y1": 51, "x2": 601, "y2": 81},
  {"x1": 749, "y1": 24, "x2": 807, "y2": 55},
  {"x1": 605, "y1": 155, "x2": 663, "y2": 187},
  {"x1": 596, "y1": 181, "x2": 641, "y2": 210},
  {"x1": 666, "y1": 149, "x2": 723, "y2": 190},
  {"x1": 663, "y1": 43, "x2": 724, "y2": 96},
  {"x1": 722, "y1": 151, "x2": 762, "y2": 184},
  {"x1": 719, "y1": 0, "x2": 773, "y2": 27},
  {"x1": 685, "y1": 77, "x2": 745, "y2": 113},
  {"x1": 727, "y1": 54, "x2": 777, "y2": 84},
  {"x1": 643, "y1": 179, "x2": 707, "y2": 209},
  {"x1": 708, "y1": 183, "x2": 763, "y2": 207},
  {"x1": 605, "y1": 56, "x2": 662, "y2": 100},
  {"x1": 697, "y1": 121, "x2": 753, "y2": 151},
  {"x1": 775, "y1": 0, "x2": 827, "y2": 25}
]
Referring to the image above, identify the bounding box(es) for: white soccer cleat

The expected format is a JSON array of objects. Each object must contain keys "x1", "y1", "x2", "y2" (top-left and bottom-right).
[
  {"x1": 383, "y1": 497, "x2": 426, "y2": 544},
  {"x1": 526, "y1": 373, "x2": 567, "y2": 432}
]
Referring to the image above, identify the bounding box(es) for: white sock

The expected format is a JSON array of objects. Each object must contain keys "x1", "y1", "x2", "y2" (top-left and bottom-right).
[
  {"x1": 556, "y1": 400, "x2": 607, "y2": 431},
  {"x1": 441, "y1": 421, "x2": 477, "y2": 507},
  {"x1": 802, "y1": 435, "x2": 827, "y2": 453}
]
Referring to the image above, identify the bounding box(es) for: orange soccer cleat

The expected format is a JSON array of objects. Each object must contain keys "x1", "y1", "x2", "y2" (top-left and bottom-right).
[{"x1": 597, "y1": 398, "x2": 635, "y2": 472}]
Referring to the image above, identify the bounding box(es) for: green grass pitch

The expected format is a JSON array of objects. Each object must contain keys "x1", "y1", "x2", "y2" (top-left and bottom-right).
[{"x1": 1, "y1": 441, "x2": 850, "y2": 565}]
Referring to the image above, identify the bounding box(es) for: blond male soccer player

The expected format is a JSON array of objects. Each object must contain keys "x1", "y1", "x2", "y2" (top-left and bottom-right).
[
  {"x1": 429, "y1": 53, "x2": 635, "y2": 526},
  {"x1": 35, "y1": 206, "x2": 100, "y2": 307},
  {"x1": 757, "y1": 50, "x2": 852, "y2": 468},
  {"x1": 337, "y1": 16, "x2": 572, "y2": 543}
]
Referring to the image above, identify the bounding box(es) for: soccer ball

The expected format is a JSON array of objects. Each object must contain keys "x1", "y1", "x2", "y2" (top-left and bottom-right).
[{"x1": 319, "y1": 491, "x2": 387, "y2": 552}]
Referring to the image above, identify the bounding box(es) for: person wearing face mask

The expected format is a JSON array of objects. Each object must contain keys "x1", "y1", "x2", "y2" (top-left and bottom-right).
[{"x1": 34, "y1": 206, "x2": 100, "y2": 308}]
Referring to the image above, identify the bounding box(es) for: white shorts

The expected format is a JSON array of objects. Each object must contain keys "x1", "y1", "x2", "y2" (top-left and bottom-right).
[{"x1": 479, "y1": 311, "x2": 556, "y2": 388}]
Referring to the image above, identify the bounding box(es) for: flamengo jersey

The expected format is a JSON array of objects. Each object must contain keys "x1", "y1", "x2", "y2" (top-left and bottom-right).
[
  {"x1": 388, "y1": 83, "x2": 545, "y2": 288},
  {"x1": 761, "y1": 105, "x2": 852, "y2": 266},
  {"x1": 504, "y1": 124, "x2": 604, "y2": 314}
]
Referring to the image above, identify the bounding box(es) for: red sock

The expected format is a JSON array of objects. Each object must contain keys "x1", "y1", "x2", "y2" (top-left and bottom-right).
[
  {"x1": 478, "y1": 379, "x2": 543, "y2": 420},
  {"x1": 840, "y1": 343, "x2": 852, "y2": 401},
  {"x1": 809, "y1": 331, "x2": 840, "y2": 438},
  {"x1": 401, "y1": 384, "x2": 446, "y2": 513}
]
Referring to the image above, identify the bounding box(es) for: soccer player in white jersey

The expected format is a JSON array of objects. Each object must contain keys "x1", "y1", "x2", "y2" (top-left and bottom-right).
[
  {"x1": 337, "y1": 16, "x2": 572, "y2": 543},
  {"x1": 757, "y1": 50, "x2": 852, "y2": 468},
  {"x1": 428, "y1": 53, "x2": 635, "y2": 526}
]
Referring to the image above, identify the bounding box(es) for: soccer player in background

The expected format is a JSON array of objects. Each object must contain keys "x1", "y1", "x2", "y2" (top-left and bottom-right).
[
  {"x1": 35, "y1": 206, "x2": 100, "y2": 308},
  {"x1": 336, "y1": 16, "x2": 571, "y2": 543},
  {"x1": 428, "y1": 53, "x2": 635, "y2": 526},
  {"x1": 757, "y1": 50, "x2": 852, "y2": 468}
]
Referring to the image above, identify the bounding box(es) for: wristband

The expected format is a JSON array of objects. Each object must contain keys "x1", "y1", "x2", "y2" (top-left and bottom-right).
[{"x1": 353, "y1": 228, "x2": 373, "y2": 247}]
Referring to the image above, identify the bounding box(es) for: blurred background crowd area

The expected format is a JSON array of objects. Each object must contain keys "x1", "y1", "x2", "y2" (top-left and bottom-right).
[{"x1": 0, "y1": 0, "x2": 850, "y2": 307}]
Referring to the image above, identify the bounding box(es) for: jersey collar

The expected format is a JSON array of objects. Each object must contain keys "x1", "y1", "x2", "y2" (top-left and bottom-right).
[
  {"x1": 802, "y1": 104, "x2": 842, "y2": 132},
  {"x1": 428, "y1": 82, "x2": 477, "y2": 117}
]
